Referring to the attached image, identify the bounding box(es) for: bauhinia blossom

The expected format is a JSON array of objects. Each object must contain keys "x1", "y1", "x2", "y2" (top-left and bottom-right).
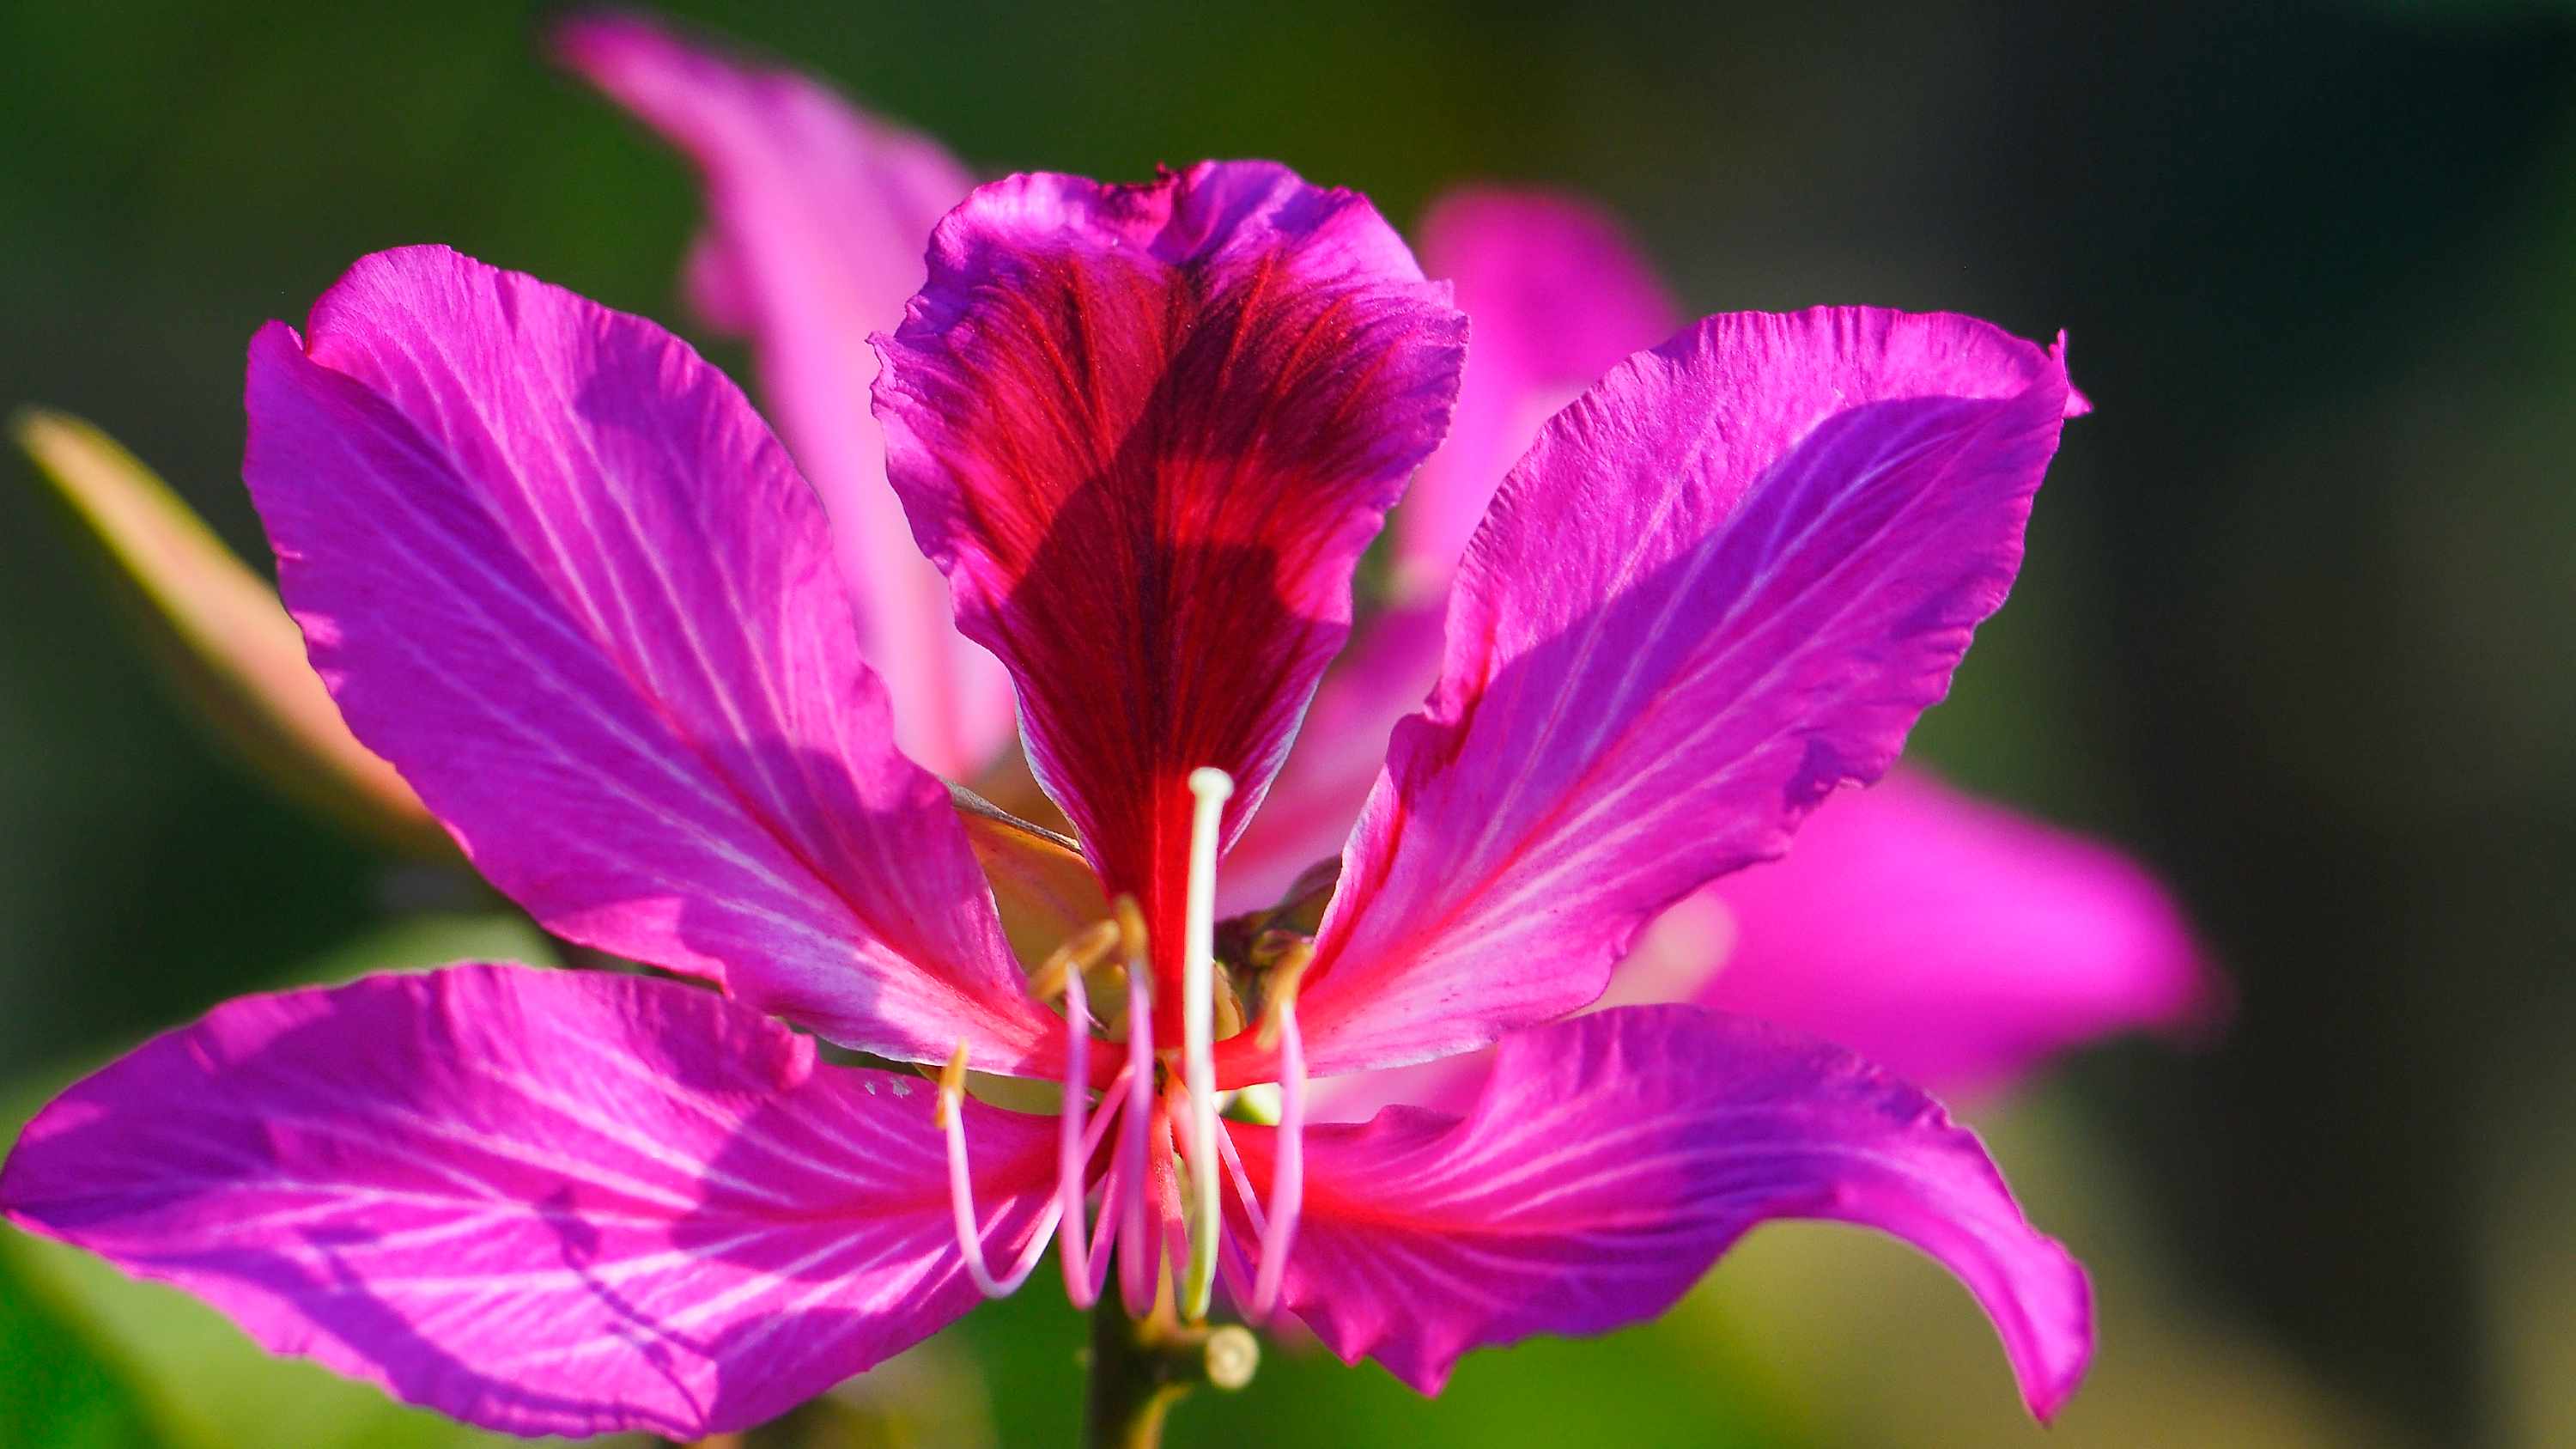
[
  {"x1": 557, "y1": 11, "x2": 2211, "y2": 1102},
  {"x1": 4, "y1": 149, "x2": 2097, "y2": 1440}
]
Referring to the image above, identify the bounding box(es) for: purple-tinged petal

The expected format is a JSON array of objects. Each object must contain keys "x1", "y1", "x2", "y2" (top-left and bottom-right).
[
  {"x1": 1218, "y1": 601, "x2": 1444, "y2": 916},
  {"x1": 553, "y1": 13, "x2": 1012, "y2": 778},
  {"x1": 1394, "y1": 189, "x2": 1680, "y2": 597},
  {"x1": 245, "y1": 246, "x2": 1059, "y2": 1072},
  {"x1": 1298, "y1": 893, "x2": 1730, "y2": 1123},
  {"x1": 874, "y1": 161, "x2": 1467, "y2": 1001},
  {"x1": 1299, "y1": 1049, "x2": 1491, "y2": 1127},
  {"x1": 1260, "y1": 308, "x2": 2076, "y2": 1082},
  {"x1": 0, "y1": 965, "x2": 1059, "y2": 1440},
  {"x1": 1698, "y1": 768, "x2": 2215, "y2": 1094},
  {"x1": 1228, "y1": 1005, "x2": 2091, "y2": 1418},
  {"x1": 1230, "y1": 194, "x2": 1672, "y2": 912}
]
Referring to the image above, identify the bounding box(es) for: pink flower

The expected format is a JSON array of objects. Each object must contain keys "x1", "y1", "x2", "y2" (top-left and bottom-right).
[
  {"x1": 3, "y1": 167, "x2": 2090, "y2": 1436},
  {"x1": 0, "y1": 15, "x2": 2178, "y2": 1440},
  {"x1": 558, "y1": 13, "x2": 2213, "y2": 1102}
]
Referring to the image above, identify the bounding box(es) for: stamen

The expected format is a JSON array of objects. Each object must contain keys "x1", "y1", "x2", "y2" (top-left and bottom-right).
[
  {"x1": 1080, "y1": 1062, "x2": 1132, "y2": 1306},
  {"x1": 938, "y1": 1038, "x2": 1061, "y2": 1298},
  {"x1": 1249, "y1": 942, "x2": 1311, "y2": 1321},
  {"x1": 1054, "y1": 951, "x2": 1097, "y2": 1306},
  {"x1": 1028, "y1": 917, "x2": 1120, "y2": 1006},
  {"x1": 933, "y1": 1039, "x2": 970, "y2": 1131},
  {"x1": 1180, "y1": 766, "x2": 1234, "y2": 1321},
  {"x1": 1085, "y1": 1127, "x2": 1126, "y2": 1305},
  {"x1": 1255, "y1": 941, "x2": 1313, "y2": 1052},
  {"x1": 1214, "y1": 1111, "x2": 1267, "y2": 1239},
  {"x1": 1114, "y1": 895, "x2": 1159, "y2": 1317}
]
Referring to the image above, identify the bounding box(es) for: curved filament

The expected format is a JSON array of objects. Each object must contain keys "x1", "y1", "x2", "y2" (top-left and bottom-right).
[
  {"x1": 1054, "y1": 962, "x2": 1097, "y2": 1305},
  {"x1": 1116, "y1": 898, "x2": 1159, "y2": 1317},
  {"x1": 1248, "y1": 987, "x2": 1306, "y2": 1319},
  {"x1": 938, "y1": 1042, "x2": 1063, "y2": 1298}
]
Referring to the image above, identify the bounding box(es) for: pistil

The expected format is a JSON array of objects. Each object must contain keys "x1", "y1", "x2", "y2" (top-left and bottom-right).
[{"x1": 1179, "y1": 766, "x2": 1234, "y2": 1320}]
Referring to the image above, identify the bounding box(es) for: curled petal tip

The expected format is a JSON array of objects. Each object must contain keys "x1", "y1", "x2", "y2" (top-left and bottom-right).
[
  {"x1": 1249, "y1": 1007, "x2": 2093, "y2": 1417},
  {"x1": 2050, "y1": 331, "x2": 2093, "y2": 417}
]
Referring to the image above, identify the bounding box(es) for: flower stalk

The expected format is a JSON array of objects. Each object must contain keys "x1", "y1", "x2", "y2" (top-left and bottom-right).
[{"x1": 1084, "y1": 1266, "x2": 1259, "y2": 1449}]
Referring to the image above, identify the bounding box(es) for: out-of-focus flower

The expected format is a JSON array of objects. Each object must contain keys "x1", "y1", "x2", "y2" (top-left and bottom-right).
[
  {"x1": 558, "y1": 11, "x2": 2213, "y2": 1105},
  {"x1": 6, "y1": 139, "x2": 2091, "y2": 1442},
  {"x1": 12, "y1": 13, "x2": 2208, "y2": 1106}
]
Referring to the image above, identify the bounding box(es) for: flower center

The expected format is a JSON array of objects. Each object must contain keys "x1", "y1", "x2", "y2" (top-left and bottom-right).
[{"x1": 940, "y1": 766, "x2": 1313, "y2": 1325}]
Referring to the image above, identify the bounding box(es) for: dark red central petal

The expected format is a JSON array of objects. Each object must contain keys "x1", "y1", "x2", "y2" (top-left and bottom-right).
[{"x1": 873, "y1": 161, "x2": 1465, "y2": 995}]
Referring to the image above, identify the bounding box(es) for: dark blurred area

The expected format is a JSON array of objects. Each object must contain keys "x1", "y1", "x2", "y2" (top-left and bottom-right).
[{"x1": 4, "y1": 1, "x2": 2573, "y2": 1445}]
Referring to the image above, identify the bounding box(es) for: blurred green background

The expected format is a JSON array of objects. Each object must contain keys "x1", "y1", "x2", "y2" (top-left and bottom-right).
[{"x1": 4, "y1": 0, "x2": 2573, "y2": 1446}]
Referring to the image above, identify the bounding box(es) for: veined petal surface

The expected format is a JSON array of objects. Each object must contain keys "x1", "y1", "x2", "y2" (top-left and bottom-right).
[
  {"x1": 0, "y1": 965, "x2": 1059, "y2": 1439},
  {"x1": 875, "y1": 161, "x2": 1466, "y2": 990},
  {"x1": 1395, "y1": 188, "x2": 1680, "y2": 595},
  {"x1": 555, "y1": 13, "x2": 1012, "y2": 777},
  {"x1": 1217, "y1": 601, "x2": 1443, "y2": 915},
  {"x1": 244, "y1": 246, "x2": 1057, "y2": 1071},
  {"x1": 1227, "y1": 1005, "x2": 2091, "y2": 1418},
  {"x1": 1275, "y1": 307, "x2": 2077, "y2": 1081},
  {"x1": 1703, "y1": 769, "x2": 2213, "y2": 1093},
  {"x1": 1230, "y1": 193, "x2": 1676, "y2": 910}
]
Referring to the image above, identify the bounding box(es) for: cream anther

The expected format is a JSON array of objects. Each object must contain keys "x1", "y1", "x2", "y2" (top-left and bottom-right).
[
  {"x1": 1180, "y1": 766, "x2": 1234, "y2": 1320},
  {"x1": 1255, "y1": 940, "x2": 1315, "y2": 1052},
  {"x1": 1028, "y1": 917, "x2": 1120, "y2": 1006},
  {"x1": 935, "y1": 1036, "x2": 1057, "y2": 1299},
  {"x1": 1113, "y1": 894, "x2": 1151, "y2": 1004},
  {"x1": 932, "y1": 1038, "x2": 971, "y2": 1130}
]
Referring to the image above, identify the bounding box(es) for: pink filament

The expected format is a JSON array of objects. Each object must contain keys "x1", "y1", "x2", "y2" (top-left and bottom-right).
[
  {"x1": 1214, "y1": 1117, "x2": 1266, "y2": 1239},
  {"x1": 942, "y1": 1085, "x2": 1063, "y2": 1298},
  {"x1": 1249, "y1": 998, "x2": 1308, "y2": 1320},
  {"x1": 1116, "y1": 963, "x2": 1159, "y2": 1316},
  {"x1": 1153, "y1": 1108, "x2": 1192, "y2": 1306},
  {"x1": 1054, "y1": 965, "x2": 1096, "y2": 1306},
  {"x1": 1216, "y1": 1210, "x2": 1259, "y2": 1310},
  {"x1": 1081, "y1": 1120, "x2": 1124, "y2": 1306},
  {"x1": 1062, "y1": 1052, "x2": 1134, "y2": 1308}
]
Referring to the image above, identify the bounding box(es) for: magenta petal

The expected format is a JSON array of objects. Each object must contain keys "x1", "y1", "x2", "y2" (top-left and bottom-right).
[
  {"x1": 1218, "y1": 601, "x2": 1444, "y2": 915},
  {"x1": 1232, "y1": 194, "x2": 1673, "y2": 913},
  {"x1": 553, "y1": 14, "x2": 1012, "y2": 777},
  {"x1": 1395, "y1": 188, "x2": 1680, "y2": 596},
  {"x1": 1230, "y1": 1005, "x2": 2091, "y2": 1417},
  {"x1": 0, "y1": 965, "x2": 1059, "y2": 1439},
  {"x1": 875, "y1": 162, "x2": 1467, "y2": 987},
  {"x1": 245, "y1": 246, "x2": 1058, "y2": 1071},
  {"x1": 1276, "y1": 308, "x2": 2075, "y2": 1081},
  {"x1": 1698, "y1": 768, "x2": 2214, "y2": 1093}
]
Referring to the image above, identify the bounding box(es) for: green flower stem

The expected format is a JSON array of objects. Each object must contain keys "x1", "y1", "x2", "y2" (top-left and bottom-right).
[{"x1": 1084, "y1": 1269, "x2": 1260, "y2": 1449}]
